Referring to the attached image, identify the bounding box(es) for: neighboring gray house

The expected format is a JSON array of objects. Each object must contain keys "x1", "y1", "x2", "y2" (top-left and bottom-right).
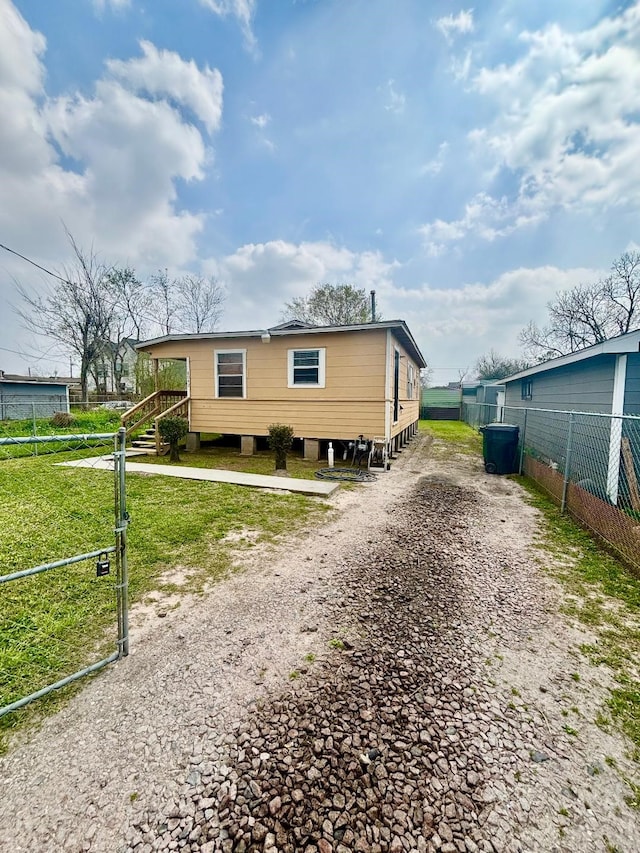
[
  {"x1": 502, "y1": 330, "x2": 640, "y2": 504},
  {"x1": 0, "y1": 372, "x2": 71, "y2": 420},
  {"x1": 503, "y1": 330, "x2": 640, "y2": 414},
  {"x1": 462, "y1": 381, "x2": 505, "y2": 405}
]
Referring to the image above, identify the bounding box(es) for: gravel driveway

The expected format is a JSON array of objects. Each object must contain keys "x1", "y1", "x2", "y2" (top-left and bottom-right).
[{"x1": 1, "y1": 432, "x2": 638, "y2": 852}]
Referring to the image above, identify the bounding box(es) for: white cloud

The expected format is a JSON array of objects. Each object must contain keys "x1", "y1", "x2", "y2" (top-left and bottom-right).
[
  {"x1": 198, "y1": 0, "x2": 257, "y2": 53},
  {"x1": 0, "y1": 1, "x2": 222, "y2": 282},
  {"x1": 436, "y1": 9, "x2": 474, "y2": 43},
  {"x1": 420, "y1": 141, "x2": 449, "y2": 176},
  {"x1": 203, "y1": 240, "x2": 398, "y2": 328},
  {"x1": 382, "y1": 79, "x2": 406, "y2": 114},
  {"x1": 390, "y1": 265, "x2": 601, "y2": 375},
  {"x1": 107, "y1": 40, "x2": 223, "y2": 135},
  {"x1": 250, "y1": 113, "x2": 270, "y2": 128},
  {"x1": 92, "y1": 0, "x2": 130, "y2": 11},
  {"x1": 423, "y1": 3, "x2": 640, "y2": 253}
]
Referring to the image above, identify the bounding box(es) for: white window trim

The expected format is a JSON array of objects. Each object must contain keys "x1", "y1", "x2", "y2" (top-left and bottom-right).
[
  {"x1": 407, "y1": 362, "x2": 415, "y2": 400},
  {"x1": 214, "y1": 348, "x2": 247, "y2": 399},
  {"x1": 288, "y1": 347, "x2": 326, "y2": 388}
]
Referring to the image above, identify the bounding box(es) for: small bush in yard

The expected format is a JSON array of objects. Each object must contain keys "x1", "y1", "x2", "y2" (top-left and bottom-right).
[
  {"x1": 50, "y1": 411, "x2": 75, "y2": 428},
  {"x1": 267, "y1": 423, "x2": 295, "y2": 471},
  {"x1": 158, "y1": 416, "x2": 188, "y2": 462}
]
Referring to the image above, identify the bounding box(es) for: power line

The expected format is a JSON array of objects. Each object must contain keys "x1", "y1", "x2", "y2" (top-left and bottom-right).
[{"x1": 0, "y1": 241, "x2": 71, "y2": 285}]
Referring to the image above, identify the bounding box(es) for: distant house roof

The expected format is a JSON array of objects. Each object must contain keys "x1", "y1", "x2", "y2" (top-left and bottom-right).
[
  {"x1": 0, "y1": 372, "x2": 74, "y2": 386},
  {"x1": 503, "y1": 328, "x2": 640, "y2": 383},
  {"x1": 137, "y1": 320, "x2": 427, "y2": 369}
]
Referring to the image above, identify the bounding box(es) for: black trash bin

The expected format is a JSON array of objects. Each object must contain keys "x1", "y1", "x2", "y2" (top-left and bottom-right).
[{"x1": 479, "y1": 423, "x2": 520, "y2": 475}]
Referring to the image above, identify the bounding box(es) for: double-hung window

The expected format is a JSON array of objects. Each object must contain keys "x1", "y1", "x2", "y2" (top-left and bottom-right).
[
  {"x1": 407, "y1": 363, "x2": 415, "y2": 399},
  {"x1": 288, "y1": 348, "x2": 326, "y2": 388},
  {"x1": 215, "y1": 350, "x2": 246, "y2": 398},
  {"x1": 521, "y1": 379, "x2": 532, "y2": 400}
]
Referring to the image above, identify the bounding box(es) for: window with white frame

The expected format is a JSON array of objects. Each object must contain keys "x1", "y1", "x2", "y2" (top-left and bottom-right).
[
  {"x1": 407, "y1": 362, "x2": 415, "y2": 399},
  {"x1": 288, "y1": 348, "x2": 326, "y2": 388},
  {"x1": 215, "y1": 349, "x2": 246, "y2": 398}
]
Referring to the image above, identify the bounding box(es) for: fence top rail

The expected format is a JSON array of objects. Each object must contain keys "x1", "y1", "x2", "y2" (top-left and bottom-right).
[
  {"x1": 464, "y1": 402, "x2": 640, "y2": 421},
  {"x1": 0, "y1": 432, "x2": 117, "y2": 446}
]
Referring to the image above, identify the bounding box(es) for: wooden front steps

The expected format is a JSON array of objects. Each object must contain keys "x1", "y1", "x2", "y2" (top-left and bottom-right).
[{"x1": 131, "y1": 427, "x2": 168, "y2": 456}]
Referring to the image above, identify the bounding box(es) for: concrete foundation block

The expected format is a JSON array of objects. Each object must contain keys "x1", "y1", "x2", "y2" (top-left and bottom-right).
[
  {"x1": 304, "y1": 438, "x2": 320, "y2": 461},
  {"x1": 240, "y1": 435, "x2": 256, "y2": 456},
  {"x1": 186, "y1": 432, "x2": 201, "y2": 452}
]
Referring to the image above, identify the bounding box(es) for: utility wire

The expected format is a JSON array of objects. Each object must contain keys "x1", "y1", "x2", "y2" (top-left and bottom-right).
[
  {"x1": 0, "y1": 239, "x2": 205, "y2": 334},
  {"x1": 0, "y1": 241, "x2": 72, "y2": 285}
]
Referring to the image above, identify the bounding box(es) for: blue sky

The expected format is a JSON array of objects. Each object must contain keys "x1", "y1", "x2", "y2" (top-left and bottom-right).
[{"x1": 1, "y1": 0, "x2": 639, "y2": 381}]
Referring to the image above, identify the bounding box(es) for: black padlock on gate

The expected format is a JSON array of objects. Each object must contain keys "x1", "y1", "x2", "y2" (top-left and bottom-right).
[{"x1": 96, "y1": 553, "x2": 111, "y2": 577}]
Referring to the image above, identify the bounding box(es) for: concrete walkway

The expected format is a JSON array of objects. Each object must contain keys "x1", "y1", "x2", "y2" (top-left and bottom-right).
[{"x1": 58, "y1": 456, "x2": 339, "y2": 497}]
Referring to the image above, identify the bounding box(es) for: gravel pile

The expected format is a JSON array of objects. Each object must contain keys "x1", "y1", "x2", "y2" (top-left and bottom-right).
[{"x1": 142, "y1": 478, "x2": 551, "y2": 853}]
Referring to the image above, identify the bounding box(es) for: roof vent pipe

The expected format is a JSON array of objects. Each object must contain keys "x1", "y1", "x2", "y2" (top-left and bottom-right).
[{"x1": 370, "y1": 290, "x2": 376, "y2": 323}]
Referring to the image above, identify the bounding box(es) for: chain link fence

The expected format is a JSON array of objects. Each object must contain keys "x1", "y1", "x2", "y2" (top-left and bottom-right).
[
  {"x1": 0, "y1": 401, "x2": 126, "y2": 459},
  {"x1": 462, "y1": 402, "x2": 640, "y2": 574},
  {"x1": 0, "y1": 429, "x2": 129, "y2": 725}
]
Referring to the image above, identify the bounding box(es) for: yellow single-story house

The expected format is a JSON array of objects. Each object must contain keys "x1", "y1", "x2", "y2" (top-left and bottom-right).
[{"x1": 126, "y1": 320, "x2": 426, "y2": 460}]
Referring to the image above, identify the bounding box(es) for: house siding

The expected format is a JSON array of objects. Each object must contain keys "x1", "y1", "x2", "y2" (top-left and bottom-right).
[
  {"x1": 143, "y1": 327, "x2": 420, "y2": 441},
  {"x1": 624, "y1": 353, "x2": 640, "y2": 414},
  {"x1": 504, "y1": 355, "x2": 616, "y2": 413}
]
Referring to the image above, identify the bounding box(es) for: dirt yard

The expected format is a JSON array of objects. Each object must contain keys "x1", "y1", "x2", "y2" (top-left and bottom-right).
[{"x1": 1, "y1": 431, "x2": 638, "y2": 852}]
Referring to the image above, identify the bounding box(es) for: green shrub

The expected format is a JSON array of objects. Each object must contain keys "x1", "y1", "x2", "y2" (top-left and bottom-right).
[
  {"x1": 267, "y1": 423, "x2": 295, "y2": 471},
  {"x1": 158, "y1": 416, "x2": 188, "y2": 462}
]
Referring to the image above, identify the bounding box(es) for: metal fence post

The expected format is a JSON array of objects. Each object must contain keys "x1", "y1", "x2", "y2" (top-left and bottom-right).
[
  {"x1": 519, "y1": 408, "x2": 528, "y2": 475},
  {"x1": 114, "y1": 426, "x2": 129, "y2": 657},
  {"x1": 561, "y1": 412, "x2": 575, "y2": 513},
  {"x1": 32, "y1": 402, "x2": 38, "y2": 456}
]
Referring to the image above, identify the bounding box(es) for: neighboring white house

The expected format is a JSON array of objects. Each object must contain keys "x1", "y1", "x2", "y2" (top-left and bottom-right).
[{"x1": 87, "y1": 339, "x2": 138, "y2": 394}]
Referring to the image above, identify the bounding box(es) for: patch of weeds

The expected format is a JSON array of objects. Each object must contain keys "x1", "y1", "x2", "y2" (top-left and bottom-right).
[
  {"x1": 130, "y1": 792, "x2": 139, "y2": 802},
  {"x1": 419, "y1": 420, "x2": 482, "y2": 457},
  {"x1": 304, "y1": 653, "x2": 316, "y2": 663},
  {"x1": 514, "y1": 770, "x2": 522, "y2": 782},
  {"x1": 289, "y1": 670, "x2": 300, "y2": 680},
  {"x1": 558, "y1": 807, "x2": 569, "y2": 817},
  {"x1": 329, "y1": 638, "x2": 345, "y2": 650},
  {"x1": 561, "y1": 709, "x2": 569, "y2": 717},
  {"x1": 603, "y1": 838, "x2": 622, "y2": 853},
  {"x1": 570, "y1": 672, "x2": 580, "y2": 682},
  {"x1": 508, "y1": 701, "x2": 517, "y2": 711},
  {"x1": 563, "y1": 725, "x2": 579, "y2": 737},
  {"x1": 511, "y1": 687, "x2": 521, "y2": 697},
  {"x1": 605, "y1": 756, "x2": 617, "y2": 768}
]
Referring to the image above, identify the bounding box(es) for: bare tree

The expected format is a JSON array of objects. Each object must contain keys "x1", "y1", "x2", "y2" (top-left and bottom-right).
[
  {"x1": 15, "y1": 231, "x2": 115, "y2": 400},
  {"x1": 148, "y1": 269, "x2": 177, "y2": 336},
  {"x1": 176, "y1": 274, "x2": 225, "y2": 333},
  {"x1": 420, "y1": 366, "x2": 433, "y2": 389},
  {"x1": 97, "y1": 266, "x2": 150, "y2": 392},
  {"x1": 283, "y1": 283, "x2": 380, "y2": 325},
  {"x1": 520, "y1": 251, "x2": 640, "y2": 360},
  {"x1": 474, "y1": 349, "x2": 529, "y2": 381}
]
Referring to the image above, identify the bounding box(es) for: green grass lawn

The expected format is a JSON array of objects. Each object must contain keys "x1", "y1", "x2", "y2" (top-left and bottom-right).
[
  {"x1": 0, "y1": 449, "x2": 329, "y2": 749},
  {"x1": 419, "y1": 419, "x2": 483, "y2": 456},
  {"x1": 0, "y1": 410, "x2": 123, "y2": 460}
]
